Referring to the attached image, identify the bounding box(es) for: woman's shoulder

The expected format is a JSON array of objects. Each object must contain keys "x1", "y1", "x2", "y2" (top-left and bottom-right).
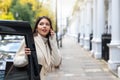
[{"x1": 34, "y1": 34, "x2": 41, "y2": 39}]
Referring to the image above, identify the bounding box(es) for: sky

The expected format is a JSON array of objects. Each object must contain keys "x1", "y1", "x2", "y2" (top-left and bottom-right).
[
  {"x1": 39, "y1": 0, "x2": 77, "y2": 18},
  {"x1": 56, "y1": 0, "x2": 77, "y2": 27},
  {"x1": 59, "y1": 0, "x2": 77, "y2": 17},
  {"x1": 39, "y1": 0, "x2": 77, "y2": 29}
]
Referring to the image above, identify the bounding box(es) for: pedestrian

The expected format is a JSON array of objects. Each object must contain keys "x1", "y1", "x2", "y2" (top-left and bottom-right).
[{"x1": 13, "y1": 16, "x2": 62, "y2": 80}]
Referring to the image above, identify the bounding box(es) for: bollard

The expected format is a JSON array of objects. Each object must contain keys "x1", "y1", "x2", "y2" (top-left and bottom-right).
[
  {"x1": 101, "y1": 33, "x2": 111, "y2": 61},
  {"x1": 77, "y1": 33, "x2": 80, "y2": 43},
  {"x1": 89, "y1": 33, "x2": 93, "y2": 50}
]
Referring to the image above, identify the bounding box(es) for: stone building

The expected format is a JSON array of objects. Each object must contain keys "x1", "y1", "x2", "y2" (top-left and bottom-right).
[{"x1": 67, "y1": 0, "x2": 120, "y2": 77}]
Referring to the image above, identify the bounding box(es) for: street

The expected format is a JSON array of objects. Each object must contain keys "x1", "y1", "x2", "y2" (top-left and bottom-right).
[{"x1": 46, "y1": 35, "x2": 120, "y2": 80}]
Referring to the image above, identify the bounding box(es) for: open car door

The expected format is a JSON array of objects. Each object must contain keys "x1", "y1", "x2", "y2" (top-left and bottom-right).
[{"x1": 0, "y1": 20, "x2": 41, "y2": 80}]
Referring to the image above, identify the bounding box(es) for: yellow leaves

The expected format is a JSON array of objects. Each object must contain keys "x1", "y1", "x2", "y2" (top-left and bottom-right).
[
  {"x1": 19, "y1": 0, "x2": 27, "y2": 4},
  {"x1": 0, "y1": 12, "x2": 14, "y2": 20},
  {"x1": 0, "y1": 0, "x2": 12, "y2": 7},
  {"x1": 0, "y1": 0, "x2": 14, "y2": 20},
  {"x1": 19, "y1": 0, "x2": 39, "y2": 11},
  {"x1": 0, "y1": 0, "x2": 12, "y2": 13},
  {"x1": 0, "y1": 0, "x2": 12, "y2": 9},
  {"x1": 0, "y1": 0, "x2": 55, "y2": 29}
]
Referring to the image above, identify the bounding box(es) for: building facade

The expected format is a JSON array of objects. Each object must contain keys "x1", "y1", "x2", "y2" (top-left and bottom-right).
[{"x1": 67, "y1": 0, "x2": 120, "y2": 77}]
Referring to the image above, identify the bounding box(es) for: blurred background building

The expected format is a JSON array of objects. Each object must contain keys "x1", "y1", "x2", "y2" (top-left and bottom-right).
[{"x1": 69, "y1": 0, "x2": 120, "y2": 77}]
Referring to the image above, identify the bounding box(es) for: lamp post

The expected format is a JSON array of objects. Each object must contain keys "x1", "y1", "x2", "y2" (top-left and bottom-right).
[
  {"x1": 55, "y1": 0, "x2": 59, "y2": 48},
  {"x1": 60, "y1": 0, "x2": 62, "y2": 48}
]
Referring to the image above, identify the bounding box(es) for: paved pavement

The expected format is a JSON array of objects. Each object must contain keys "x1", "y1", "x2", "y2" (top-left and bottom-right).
[{"x1": 46, "y1": 35, "x2": 120, "y2": 80}]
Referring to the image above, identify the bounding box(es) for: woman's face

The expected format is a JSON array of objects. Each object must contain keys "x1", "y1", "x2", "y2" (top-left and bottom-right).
[{"x1": 36, "y1": 18, "x2": 51, "y2": 37}]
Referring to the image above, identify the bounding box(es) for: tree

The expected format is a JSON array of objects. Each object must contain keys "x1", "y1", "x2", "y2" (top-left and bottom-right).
[
  {"x1": 10, "y1": 1, "x2": 35, "y2": 27},
  {"x1": 0, "y1": 0, "x2": 14, "y2": 20},
  {"x1": 0, "y1": 0, "x2": 56, "y2": 30}
]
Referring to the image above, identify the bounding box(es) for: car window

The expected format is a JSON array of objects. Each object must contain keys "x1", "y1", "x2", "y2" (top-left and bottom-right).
[
  {"x1": 0, "y1": 41, "x2": 21, "y2": 52},
  {"x1": 0, "y1": 35, "x2": 23, "y2": 61},
  {"x1": 0, "y1": 34, "x2": 25, "y2": 80}
]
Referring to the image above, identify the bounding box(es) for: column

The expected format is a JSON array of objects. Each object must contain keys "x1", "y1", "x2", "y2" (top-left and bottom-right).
[
  {"x1": 94, "y1": 0, "x2": 105, "y2": 59},
  {"x1": 80, "y1": 5, "x2": 85, "y2": 46},
  {"x1": 79, "y1": 10, "x2": 82, "y2": 45},
  {"x1": 83, "y1": 4, "x2": 86, "y2": 48},
  {"x1": 108, "y1": 0, "x2": 120, "y2": 71},
  {"x1": 76, "y1": 12, "x2": 80, "y2": 38},
  {"x1": 84, "y1": 0, "x2": 92, "y2": 50},
  {"x1": 108, "y1": 0, "x2": 112, "y2": 34},
  {"x1": 91, "y1": 0, "x2": 97, "y2": 56}
]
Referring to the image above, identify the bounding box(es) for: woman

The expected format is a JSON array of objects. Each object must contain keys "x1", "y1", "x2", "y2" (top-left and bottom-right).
[{"x1": 13, "y1": 16, "x2": 62, "y2": 80}]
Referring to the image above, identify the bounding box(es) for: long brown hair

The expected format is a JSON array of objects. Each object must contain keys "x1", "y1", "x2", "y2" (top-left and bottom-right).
[{"x1": 33, "y1": 16, "x2": 53, "y2": 54}]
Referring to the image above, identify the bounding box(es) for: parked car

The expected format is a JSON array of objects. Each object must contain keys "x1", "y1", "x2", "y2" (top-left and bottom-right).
[
  {"x1": 0, "y1": 40, "x2": 22, "y2": 80},
  {"x1": 0, "y1": 41, "x2": 22, "y2": 60},
  {"x1": 0, "y1": 20, "x2": 40, "y2": 80},
  {"x1": 4, "y1": 35, "x2": 24, "y2": 40}
]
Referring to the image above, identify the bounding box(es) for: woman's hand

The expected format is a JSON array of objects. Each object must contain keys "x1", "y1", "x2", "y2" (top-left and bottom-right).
[
  {"x1": 50, "y1": 29, "x2": 54, "y2": 37},
  {"x1": 25, "y1": 47, "x2": 31, "y2": 55}
]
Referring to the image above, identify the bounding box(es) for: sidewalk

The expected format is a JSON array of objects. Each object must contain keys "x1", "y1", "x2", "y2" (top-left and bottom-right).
[{"x1": 46, "y1": 35, "x2": 120, "y2": 80}]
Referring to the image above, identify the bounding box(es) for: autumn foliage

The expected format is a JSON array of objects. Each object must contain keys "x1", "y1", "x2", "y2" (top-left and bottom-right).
[{"x1": 0, "y1": 0, "x2": 56, "y2": 30}]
